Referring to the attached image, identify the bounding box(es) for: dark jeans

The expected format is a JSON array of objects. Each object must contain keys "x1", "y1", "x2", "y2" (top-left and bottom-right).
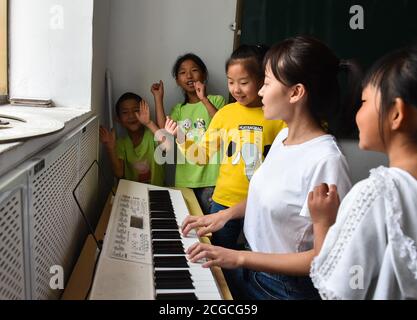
[
  {"x1": 193, "y1": 187, "x2": 215, "y2": 215},
  {"x1": 209, "y1": 201, "x2": 244, "y2": 250},
  {"x1": 227, "y1": 267, "x2": 321, "y2": 300}
]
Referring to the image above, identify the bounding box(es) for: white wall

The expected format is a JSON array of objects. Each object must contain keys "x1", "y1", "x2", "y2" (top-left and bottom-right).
[
  {"x1": 9, "y1": 0, "x2": 93, "y2": 108},
  {"x1": 339, "y1": 140, "x2": 389, "y2": 184},
  {"x1": 106, "y1": 0, "x2": 237, "y2": 120}
]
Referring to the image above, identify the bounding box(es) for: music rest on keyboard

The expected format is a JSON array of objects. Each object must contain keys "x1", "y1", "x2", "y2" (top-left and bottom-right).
[{"x1": 89, "y1": 180, "x2": 223, "y2": 300}]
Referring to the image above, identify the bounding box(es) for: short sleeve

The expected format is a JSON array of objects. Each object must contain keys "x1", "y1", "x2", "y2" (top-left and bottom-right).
[
  {"x1": 208, "y1": 95, "x2": 226, "y2": 110},
  {"x1": 310, "y1": 180, "x2": 386, "y2": 299},
  {"x1": 299, "y1": 154, "x2": 352, "y2": 217},
  {"x1": 170, "y1": 104, "x2": 181, "y2": 122}
]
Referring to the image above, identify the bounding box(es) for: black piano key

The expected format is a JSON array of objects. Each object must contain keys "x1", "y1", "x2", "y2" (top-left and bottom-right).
[
  {"x1": 152, "y1": 231, "x2": 181, "y2": 240},
  {"x1": 153, "y1": 247, "x2": 184, "y2": 254},
  {"x1": 151, "y1": 212, "x2": 175, "y2": 219},
  {"x1": 149, "y1": 190, "x2": 170, "y2": 197},
  {"x1": 153, "y1": 256, "x2": 188, "y2": 268},
  {"x1": 155, "y1": 270, "x2": 191, "y2": 279},
  {"x1": 152, "y1": 240, "x2": 183, "y2": 248},
  {"x1": 155, "y1": 279, "x2": 194, "y2": 290},
  {"x1": 151, "y1": 222, "x2": 179, "y2": 229},
  {"x1": 156, "y1": 293, "x2": 197, "y2": 300},
  {"x1": 150, "y1": 206, "x2": 174, "y2": 212},
  {"x1": 151, "y1": 218, "x2": 178, "y2": 223}
]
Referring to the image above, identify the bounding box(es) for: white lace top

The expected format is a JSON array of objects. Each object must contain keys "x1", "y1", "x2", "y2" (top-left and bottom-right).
[{"x1": 310, "y1": 166, "x2": 417, "y2": 300}]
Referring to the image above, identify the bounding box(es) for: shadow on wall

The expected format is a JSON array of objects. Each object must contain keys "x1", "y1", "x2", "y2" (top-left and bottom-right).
[{"x1": 339, "y1": 139, "x2": 389, "y2": 184}]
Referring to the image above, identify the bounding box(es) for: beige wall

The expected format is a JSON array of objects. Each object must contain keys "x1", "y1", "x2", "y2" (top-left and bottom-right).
[{"x1": 0, "y1": 0, "x2": 7, "y2": 96}]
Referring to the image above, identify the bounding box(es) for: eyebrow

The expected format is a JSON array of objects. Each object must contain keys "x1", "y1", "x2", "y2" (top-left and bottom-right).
[{"x1": 227, "y1": 76, "x2": 250, "y2": 80}]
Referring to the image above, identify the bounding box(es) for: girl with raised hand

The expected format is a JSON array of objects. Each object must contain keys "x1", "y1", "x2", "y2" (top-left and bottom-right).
[
  {"x1": 166, "y1": 45, "x2": 286, "y2": 250},
  {"x1": 152, "y1": 53, "x2": 225, "y2": 213}
]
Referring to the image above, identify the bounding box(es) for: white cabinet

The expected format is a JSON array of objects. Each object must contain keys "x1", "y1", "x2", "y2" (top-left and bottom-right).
[{"x1": 0, "y1": 116, "x2": 99, "y2": 299}]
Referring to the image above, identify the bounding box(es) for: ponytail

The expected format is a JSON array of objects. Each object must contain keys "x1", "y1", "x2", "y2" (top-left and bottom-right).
[{"x1": 333, "y1": 59, "x2": 363, "y2": 138}]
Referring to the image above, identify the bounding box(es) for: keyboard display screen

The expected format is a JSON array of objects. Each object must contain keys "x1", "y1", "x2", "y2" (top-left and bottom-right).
[{"x1": 130, "y1": 215, "x2": 143, "y2": 229}]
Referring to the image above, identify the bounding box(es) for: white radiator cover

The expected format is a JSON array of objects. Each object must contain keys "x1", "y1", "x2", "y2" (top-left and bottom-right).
[{"x1": 0, "y1": 116, "x2": 99, "y2": 299}]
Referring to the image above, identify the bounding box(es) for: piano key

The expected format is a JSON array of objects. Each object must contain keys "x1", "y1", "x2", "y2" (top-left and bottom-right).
[
  {"x1": 152, "y1": 231, "x2": 181, "y2": 239},
  {"x1": 156, "y1": 293, "x2": 197, "y2": 300},
  {"x1": 149, "y1": 188, "x2": 223, "y2": 300},
  {"x1": 155, "y1": 279, "x2": 194, "y2": 290},
  {"x1": 154, "y1": 256, "x2": 188, "y2": 268},
  {"x1": 155, "y1": 270, "x2": 192, "y2": 279}
]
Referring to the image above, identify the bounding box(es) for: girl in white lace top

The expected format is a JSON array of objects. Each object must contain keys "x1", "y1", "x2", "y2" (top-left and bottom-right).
[{"x1": 309, "y1": 46, "x2": 417, "y2": 299}]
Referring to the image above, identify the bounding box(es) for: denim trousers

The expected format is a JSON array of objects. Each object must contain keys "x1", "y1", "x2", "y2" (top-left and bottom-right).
[
  {"x1": 226, "y1": 267, "x2": 321, "y2": 300},
  {"x1": 208, "y1": 200, "x2": 244, "y2": 250},
  {"x1": 193, "y1": 186, "x2": 215, "y2": 215}
]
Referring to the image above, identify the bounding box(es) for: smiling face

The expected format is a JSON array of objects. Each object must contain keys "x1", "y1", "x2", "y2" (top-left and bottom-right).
[
  {"x1": 176, "y1": 59, "x2": 206, "y2": 94},
  {"x1": 258, "y1": 62, "x2": 293, "y2": 120},
  {"x1": 356, "y1": 85, "x2": 385, "y2": 152},
  {"x1": 227, "y1": 62, "x2": 262, "y2": 108},
  {"x1": 117, "y1": 99, "x2": 142, "y2": 132}
]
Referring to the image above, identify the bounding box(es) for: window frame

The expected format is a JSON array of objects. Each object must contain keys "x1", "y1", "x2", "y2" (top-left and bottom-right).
[{"x1": 0, "y1": 0, "x2": 8, "y2": 104}]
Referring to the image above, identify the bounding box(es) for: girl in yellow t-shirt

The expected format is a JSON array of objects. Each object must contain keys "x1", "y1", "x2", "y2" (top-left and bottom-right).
[{"x1": 165, "y1": 45, "x2": 286, "y2": 250}]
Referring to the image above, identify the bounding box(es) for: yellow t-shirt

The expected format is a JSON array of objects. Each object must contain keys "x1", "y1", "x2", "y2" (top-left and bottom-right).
[{"x1": 178, "y1": 102, "x2": 286, "y2": 207}]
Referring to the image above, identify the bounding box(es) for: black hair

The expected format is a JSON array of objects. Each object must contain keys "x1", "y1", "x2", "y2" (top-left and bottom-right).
[
  {"x1": 172, "y1": 53, "x2": 208, "y2": 106},
  {"x1": 225, "y1": 44, "x2": 270, "y2": 84},
  {"x1": 115, "y1": 92, "x2": 142, "y2": 117},
  {"x1": 362, "y1": 45, "x2": 417, "y2": 143},
  {"x1": 264, "y1": 35, "x2": 362, "y2": 138}
]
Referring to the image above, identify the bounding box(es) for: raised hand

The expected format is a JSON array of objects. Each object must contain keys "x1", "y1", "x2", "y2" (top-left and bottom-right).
[
  {"x1": 308, "y1": 183, "x2": 340, "y2": 228},
  {"x1": 99, "y1": 126, "x2": 116, "y2": 150},
  {"x1": 136, "y1": 100, "x2": 151, "y2": 126},
  {"x1": 151, "y1": 80, "x2": 164, "y2": 100},
  {"x1": 186, "y1": 242, "x2": 242, "y2": 269},
  {"x1": 194, "y1": 80, "x2": 207, "y2": 101},
  {"x1": 164, "y1": 116, "x2": 178, "y2": 137},
  {"x1": 181, "y1": 211, "x2": 228, "y2": 237}
]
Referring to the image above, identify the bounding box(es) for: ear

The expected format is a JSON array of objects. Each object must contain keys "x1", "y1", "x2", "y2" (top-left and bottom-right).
[
  {"x1": 289, "y1": 84, "x2": 306, "y2": 104},
  {"x1": 390, "y1": 98, "x2": 406, "y2": 131}
]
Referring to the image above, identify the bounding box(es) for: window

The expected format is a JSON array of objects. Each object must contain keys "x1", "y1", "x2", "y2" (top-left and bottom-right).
[{"x1": 0, "y1": 0, "x2": 7, "y2": 104}]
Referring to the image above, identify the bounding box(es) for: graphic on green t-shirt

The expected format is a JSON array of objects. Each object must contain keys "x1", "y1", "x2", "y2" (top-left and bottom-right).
[{"x1": 170, "y1": 95, "x2": 225, "y2": 188}]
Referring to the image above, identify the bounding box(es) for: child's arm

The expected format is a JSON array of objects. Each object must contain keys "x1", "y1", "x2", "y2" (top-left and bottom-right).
[
  {"x1": 164, "y1": 116, "x2": 222, "y2": 165},
  {"x1": 181, "y1": 199, "x2": 247, "y2": 237},
  {"x1": 308, "y1": 184, "x2": 340, "y2": 256},
  {"x1": 99, "y1": 126, "x2": 124, "y2": 178},
  {"x1": 194, "y1": 81, "x2": 218, "y2": 118},
  {"x1": 187, "y1": 242, "x2": 316, "y2": 276},
  {"x1": 151, "y1": 80, "x2": 167, "y2": 129}
]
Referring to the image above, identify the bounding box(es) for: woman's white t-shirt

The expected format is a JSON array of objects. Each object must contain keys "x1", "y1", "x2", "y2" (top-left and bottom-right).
[
  {"x1": 311, "y1": 166, "x2": 417, "y2": 299},
  {"x1": 244, "y1": 128, "x2": 352, "y2": 253}
]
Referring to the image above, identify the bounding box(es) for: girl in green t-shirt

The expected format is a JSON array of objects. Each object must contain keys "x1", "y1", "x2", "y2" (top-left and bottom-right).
[
  {"x1": 99, "y1": 92, "x2": 164, "y2": 186},
  {"x1": 151, "y1": 53, "x2": 226, "y2": 213}
]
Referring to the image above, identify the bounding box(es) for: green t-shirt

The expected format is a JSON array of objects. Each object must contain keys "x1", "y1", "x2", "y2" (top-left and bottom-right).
[
  {"x1": 116, "y1": 128, "x2": 164, "y2": 186},
  {"x1": 170, "y1": 95, "x2": 226, "y2": 188}
]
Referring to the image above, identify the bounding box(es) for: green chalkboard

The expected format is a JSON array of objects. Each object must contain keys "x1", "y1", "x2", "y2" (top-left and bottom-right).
[
  {"x1": 241, "y1": 0, "x2": 417, "y2": 70},
  {"x1": 240, "y1": 0, "x2": 417, "y2": 137}
]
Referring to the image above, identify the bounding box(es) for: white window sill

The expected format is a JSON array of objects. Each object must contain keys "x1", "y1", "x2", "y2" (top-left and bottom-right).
[{"x1": 0, "y1": 104, "x2": 94, "y2": 176}]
